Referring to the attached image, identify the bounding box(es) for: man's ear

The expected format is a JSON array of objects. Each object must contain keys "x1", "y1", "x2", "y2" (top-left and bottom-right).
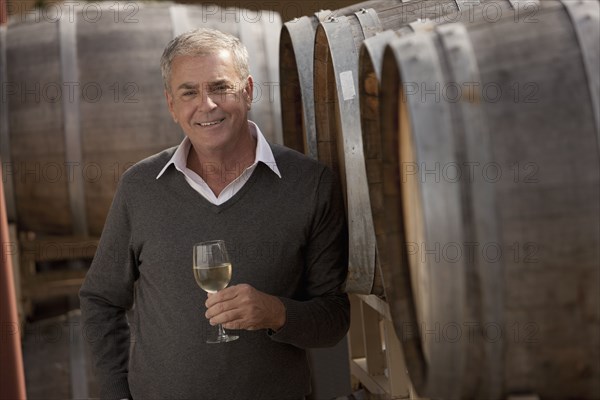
[
  {"x1": 244, "y1": 75, "x2": 254, "y2": 106},
  {"x1": 165, "y1": 89, "x2": 177, "y2": 123}
]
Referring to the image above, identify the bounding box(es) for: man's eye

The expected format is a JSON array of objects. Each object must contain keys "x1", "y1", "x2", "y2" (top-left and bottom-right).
[
  {"x1": 182, "y1": 91, "x2": 196, "y2": 97},
  {"x1": 210, "y1": 85, "x2": 232, "y2": 94}
]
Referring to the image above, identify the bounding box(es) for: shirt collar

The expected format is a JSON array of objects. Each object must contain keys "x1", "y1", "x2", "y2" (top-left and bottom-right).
[{"x1": 156, "y1": 120, "x2": 281, "y2": 179}]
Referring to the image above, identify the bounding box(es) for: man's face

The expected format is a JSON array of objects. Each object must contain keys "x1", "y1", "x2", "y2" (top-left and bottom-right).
[{"x1": 165, "y1": 50, "x2": 253, "y2": 154}]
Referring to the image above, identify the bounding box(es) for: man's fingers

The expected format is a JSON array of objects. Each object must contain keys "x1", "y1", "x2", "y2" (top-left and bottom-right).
[
  {"x1": 208, "y1": 309, "x2": 244, "y2": 326},
  {"x1": 204, "y1": 285, "x2": 239, "y2": 308},
  {"x1": 205, "y1": 298, "x2": 238, "y2": 319},
  {"x1": 203, "y1": 284, "x2": 284, "y2": 331}
]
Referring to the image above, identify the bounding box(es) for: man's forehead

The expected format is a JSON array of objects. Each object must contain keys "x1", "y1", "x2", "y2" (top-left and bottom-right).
[
  {"x1": 172, "y1": 51, "x2": 235, "y2": 68},
  {"x1": 170, "y1": 54, "x2": 238, "y2": 86}
]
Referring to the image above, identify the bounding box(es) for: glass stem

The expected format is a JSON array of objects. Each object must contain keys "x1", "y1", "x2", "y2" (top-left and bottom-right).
[{"x1": 217, "y1": 324, "x2": 227, "y2": 339}]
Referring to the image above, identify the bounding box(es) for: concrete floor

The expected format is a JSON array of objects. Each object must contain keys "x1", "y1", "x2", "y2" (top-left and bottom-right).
[{"x1": 22, "y1": 296, "x2": 99, "y2": 400}]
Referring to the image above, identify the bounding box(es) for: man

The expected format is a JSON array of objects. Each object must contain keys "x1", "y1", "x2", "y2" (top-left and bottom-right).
[{"x1": 79, "y1": 28, "x2": 349, "y2": 400}]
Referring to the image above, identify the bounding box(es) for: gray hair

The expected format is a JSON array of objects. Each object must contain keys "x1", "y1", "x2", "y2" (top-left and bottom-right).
[{"x1": 160, "y1": 28, "x2": 250, "y2": 92}]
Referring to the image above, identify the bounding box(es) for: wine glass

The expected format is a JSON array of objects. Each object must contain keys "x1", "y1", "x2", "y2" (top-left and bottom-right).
[{"x1": 193, "y1": 240, "x2": 239, "y2": 343}]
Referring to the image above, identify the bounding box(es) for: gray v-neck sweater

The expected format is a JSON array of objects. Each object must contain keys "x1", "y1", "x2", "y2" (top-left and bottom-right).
[{"x1": 80, "y1": 143, "x2": 350, "y2": 400}]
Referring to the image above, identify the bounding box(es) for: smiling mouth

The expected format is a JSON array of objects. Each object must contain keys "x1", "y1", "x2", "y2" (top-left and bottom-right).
[{"x1": 197, "y1": 118, "x2": 225, "y2": 127}]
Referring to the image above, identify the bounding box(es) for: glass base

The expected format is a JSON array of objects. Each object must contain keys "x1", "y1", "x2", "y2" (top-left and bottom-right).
[
  {"x1": 207, "y1": 324, "x2": 238, "y2": 343},
  {"x1": 207, "y1": 334, "x2": 239, "y2": 344}
]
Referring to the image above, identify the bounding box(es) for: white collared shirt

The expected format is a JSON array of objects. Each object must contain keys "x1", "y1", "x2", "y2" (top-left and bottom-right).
[{"x1": 156, "y1": 121, "x2": 281, "y2": 205}]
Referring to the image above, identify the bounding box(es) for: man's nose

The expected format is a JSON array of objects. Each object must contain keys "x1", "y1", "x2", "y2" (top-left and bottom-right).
[{"x1": 197, "y1": 91, "x2": 218, "y2": 112}]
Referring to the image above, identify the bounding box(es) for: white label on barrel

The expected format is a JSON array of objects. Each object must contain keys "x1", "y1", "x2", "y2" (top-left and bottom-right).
[{"x1": 339, "y1": 70, "x2": 356, "y2": 101}]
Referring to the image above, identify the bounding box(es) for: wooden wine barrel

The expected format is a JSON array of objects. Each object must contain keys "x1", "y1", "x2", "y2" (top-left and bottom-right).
[
  {"x1": 313, "y1": 0, "x2": 465, "y2": 295},
  {"x1": 359, "y1": 0, "x2": 517, "y2": 297},
  {"x1": 0, "y1": 2, "x2": 282, "y2": 237},
  {"x1": 279, "y1": 0, "x2": 381, "y2": 158},
  {"x1": 377, "y1": 0, "x2": 599, "y2": 397}
]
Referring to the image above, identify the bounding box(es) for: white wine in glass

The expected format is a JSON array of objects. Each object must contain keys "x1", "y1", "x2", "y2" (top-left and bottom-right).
[{"x1": 193, "y1": 240, "x2": 239, "y2": 343}]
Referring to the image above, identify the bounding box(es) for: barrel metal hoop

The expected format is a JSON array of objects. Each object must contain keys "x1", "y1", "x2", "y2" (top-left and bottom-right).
[
  {"x1": 389, "y1": 30, "x2": 465, "y2": 396},
  {"x1": 314, "y1": 9, "x2": 333, "y2": 21},
  {"x1": 320, "y1": 17, "x2": 358, "y2": 104},
  {"x1": 169, "y1": 4, "x2": 192, "y2": 38},
  {"x1": 561, "y1": 0, "x2": 600, "y2": 148},
  {"x1": 436, "y1": 22, "x2": 504, "y2": 399},
  {"x1": 354, "y1": 8, "x2": 382, "y2": 41},
  {"x1": 320, "y1": 16, "x2": 377, "y2": 294},
  {"x1": 454, "y1": 0, "x2": 481, "y2": 12},
  {"x1": 362, "y1": 30, "x2": 400, "y2": 81},
  {"x1": 282, "y1": 16, "x2": 321, "y2": 159},
  {"x1": 59, "y1": 13, "x2": 88, "y2": 236},
  {"x1": 0, "y1": 26, "x2": 17, "y2": 222}
]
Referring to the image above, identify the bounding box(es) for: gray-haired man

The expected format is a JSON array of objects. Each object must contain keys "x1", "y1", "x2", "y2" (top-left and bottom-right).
[{"x1": 80, "y1": 28, "x2": 349, "y2": 400}]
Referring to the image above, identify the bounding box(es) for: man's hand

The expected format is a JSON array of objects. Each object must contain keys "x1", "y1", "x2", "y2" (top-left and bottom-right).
[{"x1": 205, "y1": 284, "x2": 286, "y2": 331}]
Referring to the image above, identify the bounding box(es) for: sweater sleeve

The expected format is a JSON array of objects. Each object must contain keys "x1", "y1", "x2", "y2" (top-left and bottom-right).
[
  {"x1": 79, "y1": 178, "x2": 136, "y2": 400},
  {"x1": 270, "y1": 166, "x2": 350, "y2": 348}
]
